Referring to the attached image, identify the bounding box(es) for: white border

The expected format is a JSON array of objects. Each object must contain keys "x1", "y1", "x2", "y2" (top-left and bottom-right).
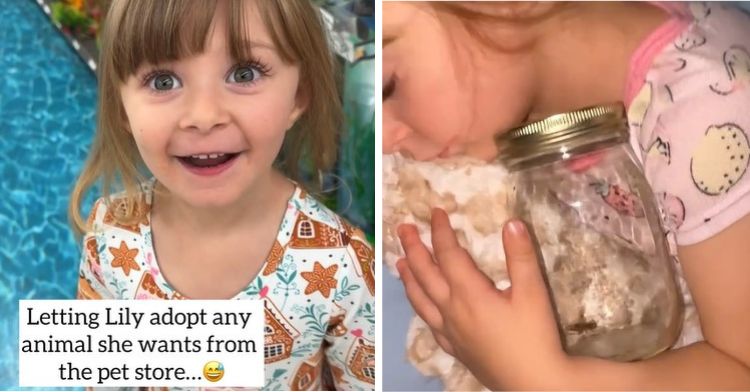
[{"x1": 374, "y1": 0, "x2": 383, "y2": 391}]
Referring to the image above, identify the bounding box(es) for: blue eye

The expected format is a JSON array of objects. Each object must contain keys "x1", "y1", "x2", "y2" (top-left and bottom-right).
[
  {"x1": 226, "y1": 62, "x2": 268, "y2": 84},
  {"x1": 148, "y1": 72, "x2": 182, "y2": 91}
]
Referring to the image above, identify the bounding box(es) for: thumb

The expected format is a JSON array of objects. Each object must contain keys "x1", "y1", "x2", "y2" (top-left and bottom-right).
[{"x1": 502, "y1": 219, "x2": 548, "y2": 298}]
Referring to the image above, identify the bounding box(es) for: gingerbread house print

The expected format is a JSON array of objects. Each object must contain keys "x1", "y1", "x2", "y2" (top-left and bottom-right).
[
  {"x1": 326, "y1": 313, "x2": 348, "y2": 337},
  {"x1": 262, "y1": 240, "x2": 286, "y2": 276},
  {"x1": 85, "y1": 236, "x2": 100, "y2": 267},
  {"x1": 325, "y1": 302, "x2": 348, "y2": 337},
  {"x1": 346, "y1": 337, "x2": 375, "y2": 384},
  {"x1": 83, "y1": 236, "x2": 107, "y2": 287},
  {"x1": 348, "y1": 238, "x2": 375, "y2": 296},
  {"x1": 264, "y1": 298, "x2": 300, "y2": 363},
  {"x1": 77, "y1": 272, "x2": 102, "y2": 300},
  {"x1": 170, "y1": 291, "x2": 186, "y2": 300},
  {"x1": 135, "y1": 272, "x2": 168, "y2": 299},
  {"x1": 342, "y1": 219, "x2": 373, "y2": 246},
  {"x1": 288, "y1": 212, "x2": 347, "y2": 249},
  {"x1": 291, "y1": 349, "x2": 323, "y2": 390},
  {"x1": 102, "y1": 196, "x2": 150, "y2": 234}
]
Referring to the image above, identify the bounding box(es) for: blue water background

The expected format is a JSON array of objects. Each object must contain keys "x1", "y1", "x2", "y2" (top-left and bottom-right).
[{"x1": 0, "y1": 0, "x2": 96, "y2": 388}]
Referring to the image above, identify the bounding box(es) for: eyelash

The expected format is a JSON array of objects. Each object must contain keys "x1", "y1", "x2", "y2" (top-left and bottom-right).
[
  {"x1": 140, "y1": 68, "x2": 175, "y2": 90},
  {"x1": 230, "y1": 59, "x2": 272, "y2": 84},
  {"x1": 139, "y1": 59, "x2": 273, "y2": 92}
]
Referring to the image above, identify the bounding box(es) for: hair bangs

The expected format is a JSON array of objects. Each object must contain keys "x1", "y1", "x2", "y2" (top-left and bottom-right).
[
  {"x1": 109, "y1": 0, "x2": 217, "y2": 81},
  {"x1": 224, "y1": 0, "x2": 298, "y2": 65}
]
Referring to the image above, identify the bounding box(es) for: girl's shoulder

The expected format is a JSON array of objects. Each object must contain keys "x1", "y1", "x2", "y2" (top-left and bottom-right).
[
  {"x1": 286, "y1": 186, "x2": 344, "y2": 232},
  {"x1": 283, "y1": 185, "x2": 373, "y2": 254},
  {"x1": 85, "y1": 178, "x2": 156, "y2": 237},
  {"x1": 626, "y1": 4, "x2": 750, "y2": 246},
  {"x1": 280, "y1": 186, "x2": 375, "y2": 294},
  {"x1": 642, "y1": 3, "x2": 750, "y2": 84}
]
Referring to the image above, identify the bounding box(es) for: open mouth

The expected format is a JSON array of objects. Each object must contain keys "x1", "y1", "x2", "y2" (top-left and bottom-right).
[
  {"x1": 176, "y1": 152, "x2": 242, "y2": 177},
  {"x1": 177, "y1": 152, "x2": 240, "y2": 168}
]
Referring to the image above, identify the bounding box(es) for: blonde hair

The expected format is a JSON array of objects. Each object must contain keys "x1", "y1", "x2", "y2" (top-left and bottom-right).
[{"x1": 69, "y1": 0, "x2": 342, "y2": 236}]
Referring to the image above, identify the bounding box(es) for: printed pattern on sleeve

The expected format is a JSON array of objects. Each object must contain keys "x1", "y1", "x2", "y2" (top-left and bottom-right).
[{"x1": 627, "y1": 2, "x2": 750, "y2": 246}]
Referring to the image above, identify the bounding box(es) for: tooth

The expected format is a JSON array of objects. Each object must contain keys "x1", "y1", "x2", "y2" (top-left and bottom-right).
[
  {"x1": 198, "y1": 154, "x2": 208, "y2": 159},
  {"x1": 208, "y1": 154, "x2": 218, "y2": 159}
]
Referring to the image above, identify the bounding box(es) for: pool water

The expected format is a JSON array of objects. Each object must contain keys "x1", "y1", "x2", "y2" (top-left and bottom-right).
[{"x1": 0, "y1": 0, "x2": 97, "y2": 387}]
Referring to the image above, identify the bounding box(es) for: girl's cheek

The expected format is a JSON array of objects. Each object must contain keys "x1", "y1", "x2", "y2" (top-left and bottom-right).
[{"x1": 383, "y1": 121, "x2": 406, "y2": 153}]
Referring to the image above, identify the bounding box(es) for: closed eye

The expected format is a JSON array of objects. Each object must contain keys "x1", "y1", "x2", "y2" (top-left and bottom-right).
[{"x1": 383, "y1": 75, "x2": 396, "y2": 100}]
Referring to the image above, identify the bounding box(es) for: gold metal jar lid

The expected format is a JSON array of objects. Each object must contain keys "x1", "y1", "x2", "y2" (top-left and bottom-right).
[{"x1": 495, "y1": 103, "x2": 629, "y2": 170}]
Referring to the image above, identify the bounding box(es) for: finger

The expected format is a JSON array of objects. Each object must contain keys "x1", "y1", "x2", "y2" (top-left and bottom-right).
[
  {"x1": 430, "y1": 209, "x2": 495, "y2": 292},
  {"x1": 502, "y1": 219, "x2": 548, "y2": 299},
  {"x1": 432, "y1": 329, "x2": 456, "y2": 357},
  {"x1": 397, "y1": 259, "x2": 445, "y2": 330},
  {"x1": 398, "y1": 224, "x2": 451, "y2": 305},
  {"x1": 430, "y1": 208, "x2": 462, "y2": 256}
]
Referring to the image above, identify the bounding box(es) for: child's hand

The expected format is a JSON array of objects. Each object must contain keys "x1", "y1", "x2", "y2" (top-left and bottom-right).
[{"x1": 396, "y1": 208, "x2": 570, "y2": 389}]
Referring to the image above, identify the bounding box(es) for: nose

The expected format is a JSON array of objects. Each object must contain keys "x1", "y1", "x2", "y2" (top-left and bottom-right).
[{"x1": 178, "y1": 84, "x2": 230, "y2": 133}]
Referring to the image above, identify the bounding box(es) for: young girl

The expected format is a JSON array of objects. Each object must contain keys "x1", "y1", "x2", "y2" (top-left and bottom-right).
[
  {"x1": 385, "y1": 1, "x2": 750, "y2": 389},
  {"x1": 70, "y1": 1, "x2": 375, "y2": 390}
]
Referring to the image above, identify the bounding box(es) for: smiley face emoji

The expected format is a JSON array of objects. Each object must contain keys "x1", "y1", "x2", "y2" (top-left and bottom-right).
[{"x1": 203, "y1": 361, "x2": 224, "y2": 382}]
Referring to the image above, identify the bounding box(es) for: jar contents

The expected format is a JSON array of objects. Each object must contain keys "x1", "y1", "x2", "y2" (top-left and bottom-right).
[{"x1": 498, "y1": 104, "x2": 684, "y2": 361}]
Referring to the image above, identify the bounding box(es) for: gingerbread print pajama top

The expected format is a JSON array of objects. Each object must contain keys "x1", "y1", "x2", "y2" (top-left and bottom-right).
[{"x1": 76, "y1": 179, "x2": 376, "y2": 391}]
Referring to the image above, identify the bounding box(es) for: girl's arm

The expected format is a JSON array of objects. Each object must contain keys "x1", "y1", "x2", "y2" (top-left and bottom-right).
[
  {"x1": 397, "y1": 209, "x2": 750, "y2": 390},
  {"x1": 556, "y1": 214, "x2": 750, "y2": 390}
]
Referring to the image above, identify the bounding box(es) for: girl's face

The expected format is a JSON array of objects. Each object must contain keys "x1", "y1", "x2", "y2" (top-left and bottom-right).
[
  {"x1": 383, "y1": 2, "x2": 538, "y2": 161},
  {"x1": 120, "y1": 1, "x2": 305, "y2": 208}
]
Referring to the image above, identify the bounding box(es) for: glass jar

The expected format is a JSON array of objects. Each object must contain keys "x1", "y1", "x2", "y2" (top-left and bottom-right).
[{"x1": 495, "y1": 103, "x2": 683, "y2": 361}]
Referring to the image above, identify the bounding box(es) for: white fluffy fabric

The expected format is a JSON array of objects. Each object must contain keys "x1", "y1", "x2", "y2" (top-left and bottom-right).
[{"x1": 383, "y1": 153, "x2": 510, "y2": 391}]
